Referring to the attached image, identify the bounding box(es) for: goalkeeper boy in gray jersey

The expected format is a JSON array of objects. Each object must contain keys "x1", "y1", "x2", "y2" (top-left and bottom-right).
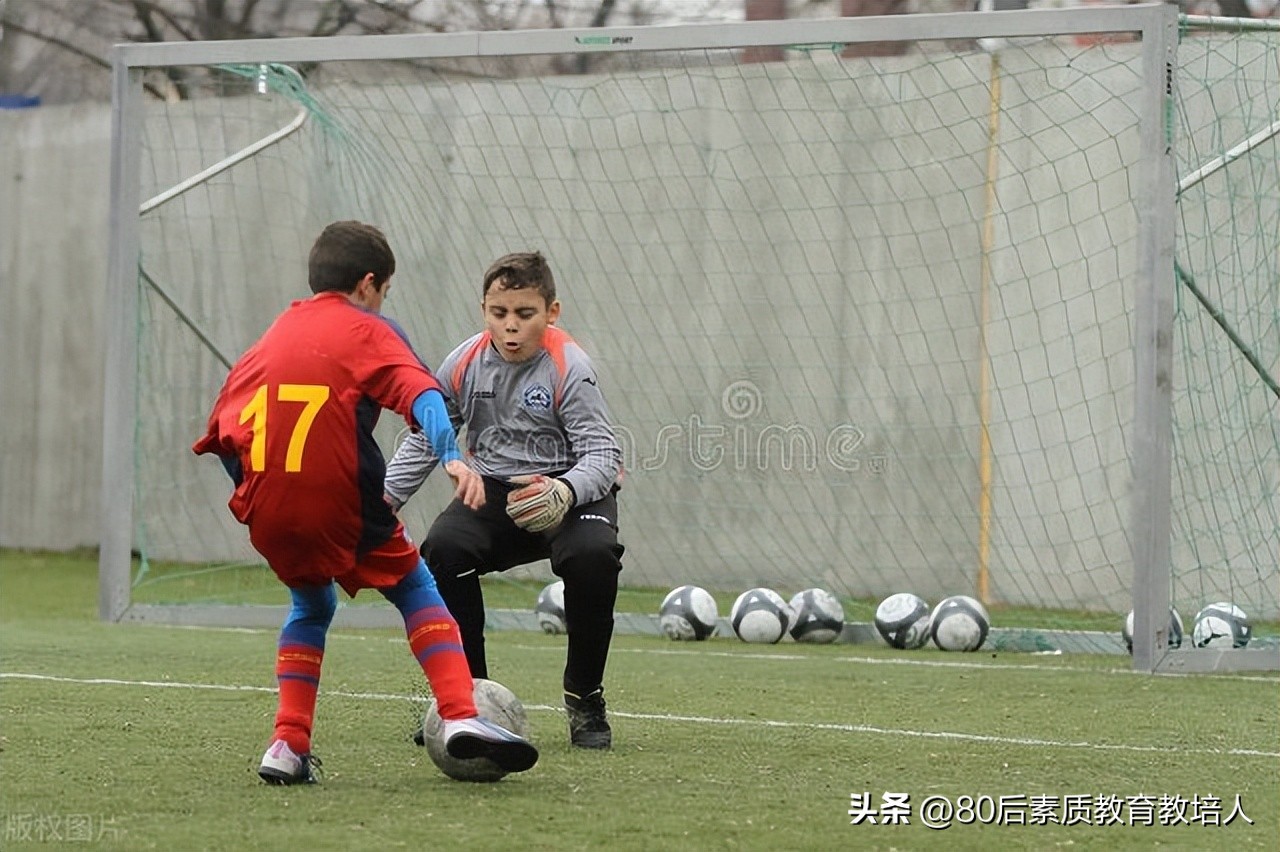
[{"x1": 385, "y1": 251, "x2": 624, "y2": 749}]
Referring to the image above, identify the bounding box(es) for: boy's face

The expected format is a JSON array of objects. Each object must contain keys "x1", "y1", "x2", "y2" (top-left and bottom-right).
[{"x1": 482, "y1": 281, "x2": 560, "y2": 363}]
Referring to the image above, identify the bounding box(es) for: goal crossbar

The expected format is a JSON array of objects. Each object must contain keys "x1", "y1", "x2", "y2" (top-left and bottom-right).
[{"x1": 111, "y1": 5, "x2": 1172, "y2": 67}]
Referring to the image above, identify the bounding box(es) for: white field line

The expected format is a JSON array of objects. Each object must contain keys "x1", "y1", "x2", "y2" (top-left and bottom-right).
[
  {"x1": 3, "y1": 671, "x2": 1276, "y2": 760},
  {"x1": 155, "y1": 625, "x2": 1280, "y2": 683},
  {"x1": 529, "y1": 644, "x2": 1280, "y2": 683}
]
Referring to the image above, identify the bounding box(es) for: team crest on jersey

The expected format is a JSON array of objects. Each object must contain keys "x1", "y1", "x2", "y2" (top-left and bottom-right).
[{"x1": 522, "y1": 383, "x2": 553, "y2": 410}]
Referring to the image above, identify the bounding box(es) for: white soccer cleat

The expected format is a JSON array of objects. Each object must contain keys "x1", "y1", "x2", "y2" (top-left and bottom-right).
[
  {"x1": 258, "y1": 738, "x2": 320, "y2": 785},
  {"x1": 442, "y1": 716, "x2": 539, "y2": 773}
]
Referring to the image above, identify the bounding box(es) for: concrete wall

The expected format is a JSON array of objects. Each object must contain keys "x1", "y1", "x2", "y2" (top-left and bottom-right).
[{"x1": 0, "y1": 102, "x2": 111, "y2": 550}]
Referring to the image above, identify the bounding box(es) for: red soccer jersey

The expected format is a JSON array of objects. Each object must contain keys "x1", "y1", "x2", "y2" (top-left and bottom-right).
[{"x1": 193, "y1": 291, "x2": 440, "y2": 581}]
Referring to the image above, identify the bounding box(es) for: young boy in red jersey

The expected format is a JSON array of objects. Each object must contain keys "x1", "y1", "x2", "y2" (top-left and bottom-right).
[
  {"x1": 385, "y1": 251, "x2": 624, "y2": 750},
  {"x1": 193, "y1": 221, "x2": 536, "y2": 784}
]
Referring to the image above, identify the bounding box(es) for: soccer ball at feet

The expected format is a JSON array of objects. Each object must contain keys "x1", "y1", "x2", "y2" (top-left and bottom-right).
[{"x1": 422, "y1": 679, "x2": 530, "y2": 782}]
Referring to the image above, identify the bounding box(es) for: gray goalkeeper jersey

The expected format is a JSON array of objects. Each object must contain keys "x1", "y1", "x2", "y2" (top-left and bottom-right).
[{"x1": 385, "y1": 327, "x2": 622, "y2": 508}]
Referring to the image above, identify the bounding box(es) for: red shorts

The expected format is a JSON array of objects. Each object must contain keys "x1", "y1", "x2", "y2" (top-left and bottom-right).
[{"x1": 258, "y1": 523, "x2": 421, "y2": 597}]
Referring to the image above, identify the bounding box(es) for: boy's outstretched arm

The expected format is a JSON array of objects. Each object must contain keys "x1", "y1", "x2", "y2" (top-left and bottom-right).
[{"x1": 385, "y1": 389, "x2": 483, "y2": 511}]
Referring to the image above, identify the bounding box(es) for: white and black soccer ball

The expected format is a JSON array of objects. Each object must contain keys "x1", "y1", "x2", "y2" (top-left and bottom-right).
[
  {"x1": 421, "y1": 678, "x2": 530, "y2": 782},
  {"x1": 788, "y1": 588, "x2": 845, "y2": 644},
  {"x1": 874, "y1": 592, "x2": 931, "y2": 650},
  {"x1": 659, "y1": 584, "x2": 719, "y2": 641},
  {"x1": 534, "y1": 580, "x2": 567, "y2": 635},
  {"x1": 1192, "y1": 602, "x2": 1251, "y2": 649},
  {"x1": 930, "y1": 595, "x2": 990, "y2": 652},
  {"x1": 730, "y1": 588, "x2": 794, "y2": 644},
  {"x1": 1121, "y1": 606, "x2": 1184, "y2": 653}
]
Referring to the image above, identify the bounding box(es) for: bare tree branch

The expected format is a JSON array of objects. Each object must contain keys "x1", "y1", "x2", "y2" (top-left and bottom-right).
[
  {"x1": 1214, "y1": 0, "x2": 1254, "y2": 15},
  {"x1": 364, "y1": 0, "x2": 448, "y2": 33},
  {"x1": 544, "y1": 0, "x2": 564, "y2": 28},
  {"x1": 307, "y1": 0, "x2": 353, "y2": 38},
  {"x1": 237, "y1": 0, "x2": 263, "y2": 31},
  {"x1": 0, "y1": 17, "x2": 167, "y2": 99},
  {"x1": 4, "y1": 0, "x2": 746, "y2": 104},
  {"x1": 587, "y1": 0, "x2": 619, "y2": 28},
  {"x1": 131, "y1": 1, "x2": 171, "y2": 42},
  {"x1": 128, "y1": 0, "x2": 198, "y2": 41},
  {"x1": 576, "y1": 0, "x2": 618, "y2": 73},
  {"x1": 129, "y1": 0, "x2": 194, "y2": 98},
  {"x1": 199, "y1": 0, "x2": 230, "y2": 39}
]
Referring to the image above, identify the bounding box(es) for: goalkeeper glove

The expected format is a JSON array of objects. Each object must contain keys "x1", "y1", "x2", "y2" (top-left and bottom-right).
[{"x1": 506, "y1": 475, "x2": 573, "y2": 533}]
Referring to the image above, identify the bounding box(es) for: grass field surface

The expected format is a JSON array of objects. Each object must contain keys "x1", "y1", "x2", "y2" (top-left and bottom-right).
[{"x1": 1, "y1": 549, "x2": 1276, "y2": 850}]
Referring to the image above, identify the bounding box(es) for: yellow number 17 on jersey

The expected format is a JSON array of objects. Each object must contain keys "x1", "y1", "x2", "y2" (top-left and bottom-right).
[{"x1": 238, "y1": 383, "x2": 330, "y2": 472}]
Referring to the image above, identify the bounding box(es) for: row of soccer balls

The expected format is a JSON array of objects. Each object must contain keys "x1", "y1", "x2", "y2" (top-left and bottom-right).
[
  {"x1": 659, "y1": 587, "x2": 993, "y2": 651},
  {"x1": 537, "y1": 581, "x2": 1255, "y2": 653},
  {"x1": 534, "y1": 581, "x2": 992, "y2": 651},
  {"x1": 1122, "y1": 602, "x2": 1253, "y2": 651}
]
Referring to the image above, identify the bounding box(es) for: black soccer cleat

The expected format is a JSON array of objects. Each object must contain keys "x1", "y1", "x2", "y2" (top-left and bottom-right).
[{"x1": 564, "y1": 688, "x2": 612, "y2": 750}]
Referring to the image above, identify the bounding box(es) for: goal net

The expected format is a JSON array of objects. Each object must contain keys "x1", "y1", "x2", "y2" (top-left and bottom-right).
[{"x1": 102, "y1": 5, "x2": 1278, "y2": 672}]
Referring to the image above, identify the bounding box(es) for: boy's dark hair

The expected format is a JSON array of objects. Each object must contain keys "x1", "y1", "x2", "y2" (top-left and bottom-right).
[
  {"x1": 482, "y1": 251, "x2": 556, "y2": 305},
  {"x1": 308, "y1": 221, "x2": 396, "y2": 294}
]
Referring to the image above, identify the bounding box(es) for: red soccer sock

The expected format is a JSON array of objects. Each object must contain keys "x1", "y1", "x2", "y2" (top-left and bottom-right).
[
  {"x1": 406, "y1": 605, "x2": 477, "y2": 720},
  {"x1": 273, "y1": 642, "x2": 324, "y2": 754}
]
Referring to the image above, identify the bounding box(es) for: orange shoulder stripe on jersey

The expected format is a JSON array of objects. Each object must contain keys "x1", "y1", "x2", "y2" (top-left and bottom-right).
[
  {"x1": 542, "y1": 326, "x2": 575, "y2": 408},
  {"x1": 451, "y1": 332, "x2": 492, "y2": 396},
  {"x1": 450, "y1": 327, "x2": 576, "y2": 409}
]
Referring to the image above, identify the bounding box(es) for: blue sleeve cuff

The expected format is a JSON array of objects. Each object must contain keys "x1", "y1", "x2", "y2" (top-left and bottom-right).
[{"x1": 411, "y1": 389, "x2": 462, "y2": 464}]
